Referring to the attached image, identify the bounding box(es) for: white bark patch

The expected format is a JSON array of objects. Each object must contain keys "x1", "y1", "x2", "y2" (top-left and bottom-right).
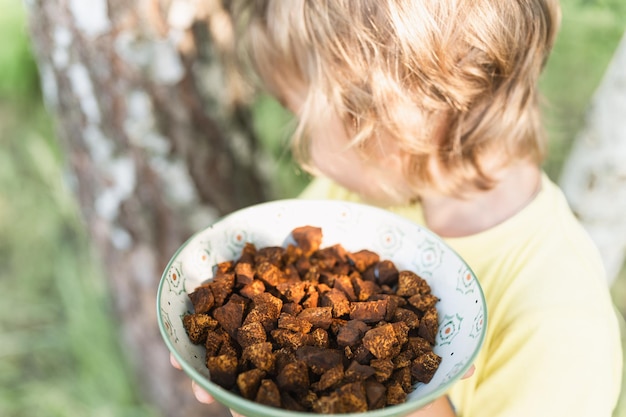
[
  {"x1": 111, "y1": 226, "x2": 133, "y2": 250},
  {"x1": 68, "y1": 0, "x2": 111, "y2": 38},
  {"x1": 114, "y1": 31, "x2": 152, "y2": 68},
  {"x1": 68, "y1": 63, "x2": 101, "y2": 124},
  {"x1": 39, "y1": 64, "x2": 59, "y2": 110},
  {"x1": 560, "y1": 34, "x2": 626, "y2": 285},
  {"x1": 52, "y1": 26, "x2": 72, "y2": 69},
  {"x1": 114, "y1": 31, "x2": 184, "y2": 86},
  {"x1": 124, "y1": 90, "x2": 171, "y2": 154},
  {"x1": 151, "y1": 39, "x2": 185, "y2": 85},
  {"x1": 84, "y1": 124, "x2": 114, "y2": 163},
  {"x1": 95, "y1": 156, "x2": 137, "y2": 221},
  {"x1": 151, "y1": 156, "x2": 197, "y2": 206}
]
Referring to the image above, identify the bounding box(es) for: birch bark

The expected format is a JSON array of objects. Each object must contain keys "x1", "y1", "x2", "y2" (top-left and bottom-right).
[
  {"x1": 24, "y1": 1, "x2": 268, "y2": 415},
  {"x1": 559, "y1": 33, "x2": 626, "y2": 287}
]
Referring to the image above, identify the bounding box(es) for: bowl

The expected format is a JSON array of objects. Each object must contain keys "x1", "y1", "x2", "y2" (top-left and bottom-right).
[{"x1": 157, "y1": 199, "x2": 487, "y2": 417}]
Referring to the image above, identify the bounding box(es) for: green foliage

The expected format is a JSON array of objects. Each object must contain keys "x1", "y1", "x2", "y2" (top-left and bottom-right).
[
  {"x1": 0, "y1": 103, "x2": 159, "y2": 417},
  {"x1": 540, "y1": 0, "x2": 626, "y2": 179},
  {"x1": 0, "y1": 0, "x2": 40, "y2": 100},
  {"x1": 0, "y1": 3, "x2": 159, "y2": 415},
  {"x1": 252, "y1": 94, "x2": 311, "y2": 198}
]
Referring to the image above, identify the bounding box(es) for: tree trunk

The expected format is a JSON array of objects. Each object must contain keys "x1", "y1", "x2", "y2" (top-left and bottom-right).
[
  {"x1": 559, "y1": 32, "x2": 626, "y2": 287},
  {"x1": 24, "y1": 1, "x2": 270, "y2": 416}
]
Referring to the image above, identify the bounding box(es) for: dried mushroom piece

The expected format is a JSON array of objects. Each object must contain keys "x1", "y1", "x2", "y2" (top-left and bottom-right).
[{"x1": 181, "y1": 225, "x2": 444, "y2": 412}]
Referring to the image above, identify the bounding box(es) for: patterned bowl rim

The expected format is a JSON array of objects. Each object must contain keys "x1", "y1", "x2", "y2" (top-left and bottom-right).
[{"x1": 157, "y1": 199, "x2": 488, "y2": 417}]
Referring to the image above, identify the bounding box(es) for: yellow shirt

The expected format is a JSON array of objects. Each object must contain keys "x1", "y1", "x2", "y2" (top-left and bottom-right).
[{"x1": 299, "y1": 173, "x2": 623, "y2": 417}]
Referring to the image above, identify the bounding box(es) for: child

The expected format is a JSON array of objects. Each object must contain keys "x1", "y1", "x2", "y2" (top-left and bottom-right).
[{"x1": 175, "y1": 1, "x2": 623, "y2": 415}]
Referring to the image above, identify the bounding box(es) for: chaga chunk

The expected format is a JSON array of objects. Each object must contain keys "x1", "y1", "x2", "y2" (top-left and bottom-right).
[
  {"x1": 320, "y1": 288, "x2": 351, "y2": 318},
  {"x1": 352, "y1": 275, "x2": 380, "y2": 301},
  {"x1": 368, "y1": 260, "x2": 399, "y2": 287},
  {"x1": 236, "y1": 321, "x2": 267, "y2": 348},
  {"x1": 309, "y1": 327, "x2": 330, "y2": 348},
  {"x1": 238, "y1": 242, "x2": 257, "y2": 264},
  {"x1": 255, "y1": 261, "x2": 283, "y2": 287},
  {"x1": 370, "y1": 358, "x2": 395, "y2": 382},
  {"x1": 255, "y1": 246, "x2": 285, "y2": 267},
  {"x1": 296, "y1": 346, "x2": 343, "y2": 374},
  {"x1": 239, "y1": 279, "x2": 266, "y2": 299},
  {"x1": 312, "y1": 363, "x2": 344, "y2": 391},
  {"x1": 276, "y1": 360, "x2": 309, "y2": 394},
  {"x1": 363, "y1": 324, "x2": 401, "y2": 360},
  {"x1": 301, "y1": 286, "x2": 320, "y2": 309},
  {"x1": 386, "y1": 381, "x2": 407, "y2": 405},
  {"x1": 336, "y1": 320, "x2": 369, "y2": 347},
  {"x1": 187, "y1": 286, "x2": 214, "y2": 314},
  {"x1": 347, "y1": 249, "x2": 380, "y2": 273},
  {"x1": 237, "y1": 368, "x2": 265, "y2": 400},
  {"x1": 333, "y1": 275, "x2": 357, "y2": 301},
  {"x1": 397, "y1": 270, "x2": 431, "y2": 297},
  {"x1": 281, "y1": 302, "x2": 303, "y2": 316},
  {"x1": 283, "y1": 244, "x2": 303, "y2": 266},
  {"x1": 271, "y1": 328, "x2": 310, "y2": 350},
  {"x1": 277, "y1": 312, "x2": 312, "y2": 334},
  {"x1": 297, "y1": 307, "x2": 333, "y2": 330},
  {"x1": 336, "y1": 382, "x2": 368, "y2": 413},
  {"x1": 291, "y1": 226, "x2": 323, "y2": 255},
  {"x1": 276, "y1": 281, "x2": 307, "y2": 304},
  {"x1": 418, "y1": 306, "x2": 439, "y2": 345},
  {"x1": 393, "y1": 307, "x2": 421, "y2": 329},
  {"x1": 408, "y1": 293, "x2": 440, "y2": 313},
  {"x1": 274, "y1": 348, "x2": 297, "y2": 374},
  {"x1": 234, "y1": 262, "x2": 255, "y2": 286},
  {"x1": 281, "y1": 392, "x2": 307, "y2": 412},
  {"x1": 242, "y1": 342, "x2": 275, "y2": 372},
  {"x1": 365, "y1": 380, "x2": 387, "y2": 410},
  {"x1": 392, "y1": 367, "x2": 413, "y2": 392},
  {"x1": 349, "y1": 299, "x2": 388, "y2": 323},
  {"x1": 313, "y1": 382, "x2": 368, "y2": 414},
  {"x1": 407, "y1": 337, "x2": 434, "y2": 358},
  {"x1": 243, "y1": 293, "x2": 283, "y2": 330},
  {"x1": 183, "y1": 226, "x2": 444, "y2": 412},
  {"x1": 393, "y1": 349, "x2": 415, "y2": 369},
  {"x1": 411, "y1": 351, "x2": 442, "y2": 383},
  {"x1": 206, "y1": 354, "x2": 238, "y2": 389},
  {"x1": 204, "y1": 329, "x2": 226, "y2": 358},
  {"x1": 313, "y1": 247, "x2": 340, "y2": 270},
  {"x1": 183, "y1": 313, "x2": 218, "y2": 344},
  {"x1": 345, "y1": 360, "x2": 376, "y2": 381},
  {"x1": 210, "y1": 272, "x2": 235, "y2": 307},
  {"x1": 391, "y1": 321, "x2": 410, "y2": 347},
  {"x1": 255, "y1": 379, "x2": 281, "y2": 408},
  {"x1": 212, "y1": 295, "x2": 246, "y2": 339}
]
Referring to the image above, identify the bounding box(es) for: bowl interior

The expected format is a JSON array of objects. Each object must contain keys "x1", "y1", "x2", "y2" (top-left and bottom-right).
[{"x1": 157, "y1": 199, "x2": 486, "y2": 417}]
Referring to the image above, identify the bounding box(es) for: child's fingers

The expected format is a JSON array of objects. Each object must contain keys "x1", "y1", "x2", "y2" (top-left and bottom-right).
[
  {"x1": 170, "y1": 354, "x2": 215, "y2": 404},
  {"x1": 230, "y1": 411, "x2": 246, "y2": 417},
  {"x1": 462, "y1": 364, "x2": 476, "y2": 379},
  {"x1": 170, "y1": 353, "x2": 182, "y2": 370},
  {"x1": 192, "y1": 380, "x2": 215, "y2": 404}
]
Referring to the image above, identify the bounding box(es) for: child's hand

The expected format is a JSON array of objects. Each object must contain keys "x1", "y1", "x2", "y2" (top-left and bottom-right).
[{"x1": 169, "y1": 353, "x2": 216, "y2": 404}]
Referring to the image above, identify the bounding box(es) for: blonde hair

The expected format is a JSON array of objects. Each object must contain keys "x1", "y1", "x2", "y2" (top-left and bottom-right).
[{"x1": 234, "y1": 0, "x2": 561, "y2": 197}]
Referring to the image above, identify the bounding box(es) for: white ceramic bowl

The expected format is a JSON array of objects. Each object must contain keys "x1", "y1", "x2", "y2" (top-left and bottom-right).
[{"x1": 157, "y1": 199, "x2": 487, "y2": 417}]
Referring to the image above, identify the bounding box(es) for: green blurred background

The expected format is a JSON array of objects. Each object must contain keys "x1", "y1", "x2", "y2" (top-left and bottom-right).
[{"x1": 0, "y1": 1, "x2": 624, "y2": 416}]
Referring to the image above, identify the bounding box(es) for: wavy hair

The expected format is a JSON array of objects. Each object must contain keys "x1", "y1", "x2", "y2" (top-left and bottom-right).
[{"x1": 234, "y1": 0, "x2": 561, "y2": 197}]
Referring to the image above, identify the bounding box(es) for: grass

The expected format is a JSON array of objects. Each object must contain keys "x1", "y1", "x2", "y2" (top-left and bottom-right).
[
  {"x1": 0, "y1": 100, "x2": 159, "y2": 417},
  {"x1": 0, "y1": 0, "x2": 624, "y2": 415}
]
